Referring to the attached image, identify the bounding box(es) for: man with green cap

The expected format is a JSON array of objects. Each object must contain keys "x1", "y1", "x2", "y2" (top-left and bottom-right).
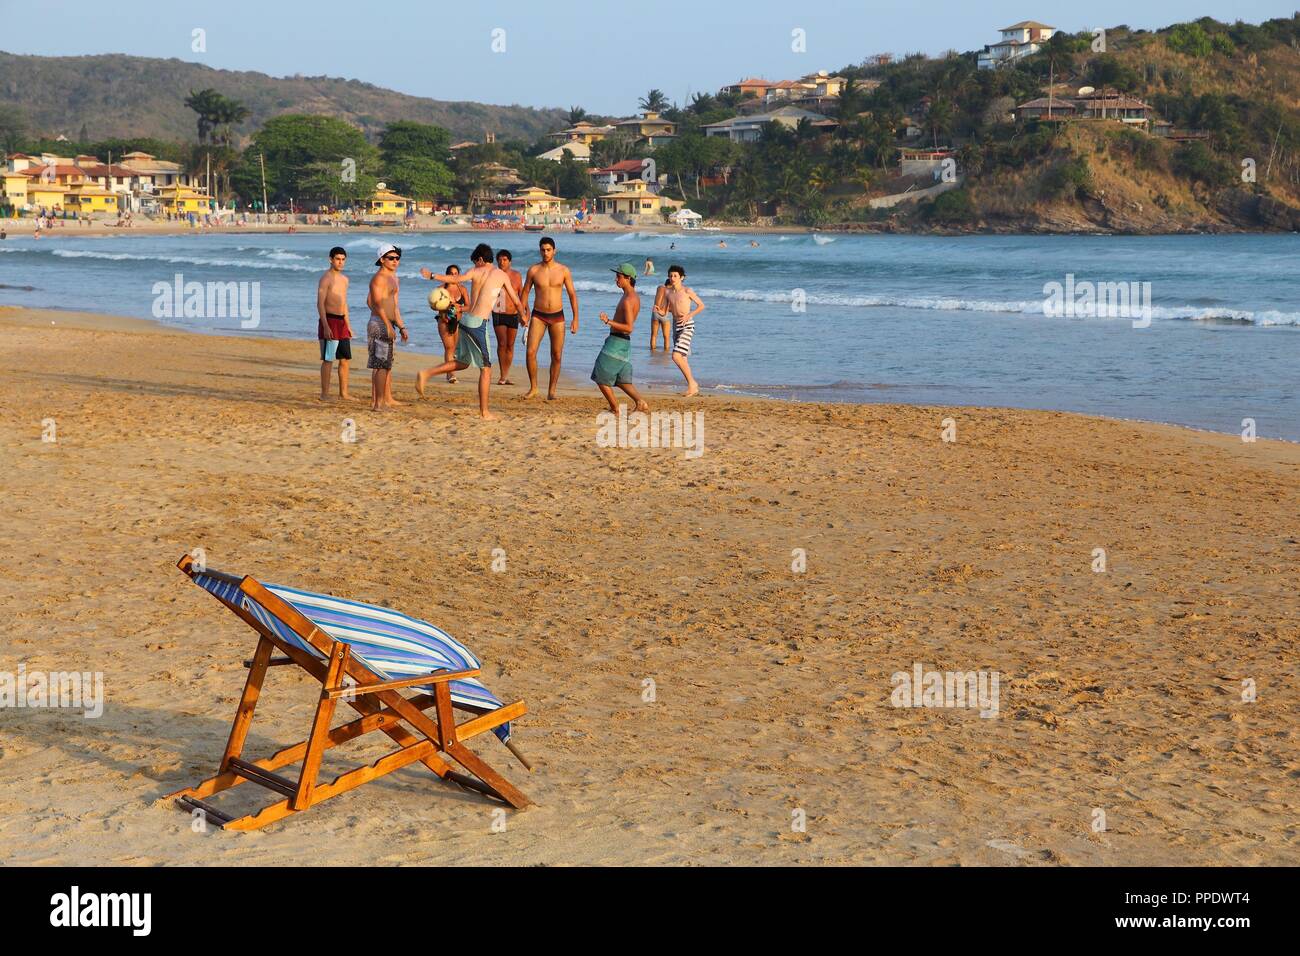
[{"x1": 592, "y1": 263, "x2": 650, "y2": 413}]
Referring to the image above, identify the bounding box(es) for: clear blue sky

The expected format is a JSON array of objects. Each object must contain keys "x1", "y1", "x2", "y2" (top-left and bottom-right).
[{"x1": 9, "y1": 1, "x2": 1297, "y2": 115}]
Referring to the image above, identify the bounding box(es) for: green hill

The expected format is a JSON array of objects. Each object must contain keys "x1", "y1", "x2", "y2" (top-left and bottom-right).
[{"x1": 0, "y1": 51, "x2": 566, "y2": 145}]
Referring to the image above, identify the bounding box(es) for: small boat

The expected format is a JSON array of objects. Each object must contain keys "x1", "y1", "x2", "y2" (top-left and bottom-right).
[{"x1": 524, "y1": 224, "x2": 544, "y2": 232}]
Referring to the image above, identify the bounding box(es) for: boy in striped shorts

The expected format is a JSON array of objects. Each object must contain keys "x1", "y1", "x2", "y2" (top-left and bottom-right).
[{"x1": 657, "y1": 264, "x2": 706, "y2": 396}]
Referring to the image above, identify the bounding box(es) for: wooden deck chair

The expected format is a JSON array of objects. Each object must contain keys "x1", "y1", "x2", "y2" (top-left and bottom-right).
[{"x1": 167, "y1": 553, "x2": 531, "y2": 831}]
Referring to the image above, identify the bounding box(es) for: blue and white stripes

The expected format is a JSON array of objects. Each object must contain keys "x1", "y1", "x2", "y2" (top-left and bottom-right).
[{"x1": 191, "y1": 572, "x2": 510, "y2": 740}]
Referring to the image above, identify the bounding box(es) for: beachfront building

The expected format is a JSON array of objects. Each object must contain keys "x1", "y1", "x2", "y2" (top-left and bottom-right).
[
  {"x1": 701, "y1": 106, "x2": 831, "y2": 143},
  {"x1": 156, "y1": 184, "x2": 213, "y2": 215},
  {"x1": 119, "y1": 151, "x2": 190, "y2": 191},
  {"x1": 595, "y1": 179, "x2": 664, "y2": 224},
  {"x1": 589, "y1": 159, "x2": 654, "y2": 193},
  {"x1": 364, "y1": 186, "x2": 411, "y2": 217},
  {"x1": 64, "y1": 184, "x2": 121, "y2": 215},
  {"x1": 27, "y1": 181, "x2": 69, "y2": 211},
  {"x1": 536, "y1": 141, "x2": 591, "y2": 163},
  {"x1": 614, "y1": 112, "x2": 677, "y2": 147},
  {"x1": 977, "y1": 20, "x2": 1056, "y2": 70},
  {"x1": 1, "y1": 170, "x2": 30, "y2": 208},
  {"x1": 511, "y1": 186, "x2": 565, "y2": 217}
]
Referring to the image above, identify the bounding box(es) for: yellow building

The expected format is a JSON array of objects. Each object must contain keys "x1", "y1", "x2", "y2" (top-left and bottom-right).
[
  {"x1": 596, "y1": 180, "x2": 663, "y2": 218},
  {"x1": 27, "y1": 182, "x2": 69, "y2": 209},
  {"x1": 366, "y1": 187, "x2": 411, "y2": 216},
  {"x1": 156, "y1": 184, "x2": 212, "y2": 214},
  {"x1": 548, "y1": 122, "x2": 615, "y2": 145},
  {"x1": 1, "y1": 172, "x2": 30, "y2": 207},
  {"x1": 512, "y1": 186, "x2": 564, "y2": 216},
  {"x1": 66, "y1": 185, "x2": 121, "y2": 214}
]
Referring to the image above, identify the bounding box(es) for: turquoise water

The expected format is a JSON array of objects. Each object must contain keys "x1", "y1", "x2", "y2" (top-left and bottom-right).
[{"x1": 2, "y1": 229, "x2": 1297, "y2": 439}]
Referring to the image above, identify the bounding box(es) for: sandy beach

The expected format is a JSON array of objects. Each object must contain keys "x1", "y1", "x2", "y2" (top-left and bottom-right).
[{"x1": 0, "y1": 305, "x2": 1296, "y2": 866}]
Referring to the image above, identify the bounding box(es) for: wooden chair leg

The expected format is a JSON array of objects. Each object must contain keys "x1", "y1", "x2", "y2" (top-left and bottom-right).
[
  {"x1": 220, "y1": 635, "x2": 273, "y2": 770},
  {"x1": 293, "y1": 642, "x2": 348, "y2": 810}
]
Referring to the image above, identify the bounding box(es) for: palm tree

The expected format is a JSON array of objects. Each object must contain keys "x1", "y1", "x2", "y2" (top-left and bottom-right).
[
  {"x1": 638, "y1": 89, "x2": 669, "y2": 113},
  {"x1": 567, "y1": 106, "x2": 589, "y2": 126},
  {"x1": 184, "y1": 89, "x2": 223, "y2": 143},
  {"x1": 689, "y1": 92, "x2": 719, "y2": 115},
  {"x1": 211, "y1": 98, "x2": 250, "y2": 147}
]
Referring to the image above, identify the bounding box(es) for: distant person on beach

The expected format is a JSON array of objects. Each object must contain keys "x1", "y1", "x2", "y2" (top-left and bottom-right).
[
  {"x1": 717, "y1": 240, "x2": 726, "y2": 248},
  {"x1": 434, "y1": 264, "x2": 469, "y2": 384},
  {"x1": 416, "y1": 242, "x2": 523, "y2": 420},
  {"x1": 365, "y1": 243, "x2": 409, "y2": 411},
  {"x1": 317, "y1": 246, "x2": 355, "y2": 401},
  {"x1": 491, "y1": 249, "x2": 524, "y2": 386},
  {"x1": 658, "y1": 264, "x2": 705, "y2": 396},
  {"x1": 649, "y1": 278, "x2": 671, "y2": 351},
  {"x1": 521, "y1": 236, "x2": 579, "y2": 401},
  {"x1": 643, "y1": 257, "x2": 655, "y2": 276},
  {"x1": 592, "y1": 263, "x2": 649, "y2": 413}
]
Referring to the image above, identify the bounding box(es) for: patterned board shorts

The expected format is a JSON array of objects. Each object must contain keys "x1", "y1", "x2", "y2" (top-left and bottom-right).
[
  {"x1": 367, "y1": 316, "x2": 394, "y2": 370},
  {"x1": 673, "y1": 321, "x2": 695, "y2": 357}
]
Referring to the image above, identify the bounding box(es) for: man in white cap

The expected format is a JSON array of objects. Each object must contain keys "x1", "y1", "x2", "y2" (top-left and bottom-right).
[{"x1": 365, "y1": 243, "x2": 409, "y2": 410}]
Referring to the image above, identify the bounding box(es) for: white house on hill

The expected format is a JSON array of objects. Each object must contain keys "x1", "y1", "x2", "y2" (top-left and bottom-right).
[{"x1": 978, "y1": 20, "x2": 1056, "y2": 70}]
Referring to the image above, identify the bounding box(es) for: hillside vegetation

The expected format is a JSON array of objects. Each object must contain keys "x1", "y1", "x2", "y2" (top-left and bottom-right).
[{"x1": 0, "y1": 52, "x2": 565, "y2": 144}]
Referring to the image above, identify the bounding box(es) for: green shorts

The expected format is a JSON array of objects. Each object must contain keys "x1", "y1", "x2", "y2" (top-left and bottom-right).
[
  {"x1": 454, "y1": 316, "x2": 493, "y2": 368},
  {"x1": 591, "y1": 334, "x2": 632, "y2": 387}
]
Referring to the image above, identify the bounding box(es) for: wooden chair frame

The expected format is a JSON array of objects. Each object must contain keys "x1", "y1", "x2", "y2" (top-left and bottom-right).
[{"x1": 167, "y1": 554, "x2": 531, "y2": 831}]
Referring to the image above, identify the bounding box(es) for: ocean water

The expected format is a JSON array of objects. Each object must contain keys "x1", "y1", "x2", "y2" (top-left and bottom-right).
[{"x1": 2, "y1": 229, "x2": 1298, "y2": 439}]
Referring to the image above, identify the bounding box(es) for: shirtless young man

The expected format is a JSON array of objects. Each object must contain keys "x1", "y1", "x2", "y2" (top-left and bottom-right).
[
  {"x1": 317, "y1": 246, "x2": 355, "y2": 400},
  {"x1": 415, "y1": 242, "x2": 524, "y2": 420},
  {"x1": 521, "y1": 236, "x2": 579, "y2": 401},
  {"x1": 656, "y1": 264, "x2": 706, "y2": 396},
  {"x1": 365, "y1": 243, "x2": 410, "y2": 411},
  {"x1": 491, "y1": 249, "x2": 524, "y2": 386},
  {"x1": 649, "y1": 278, "x2": 671, "y2": 352},
  {"x1": 591, "y1": 263, "x2": 649, "y2": 413}
]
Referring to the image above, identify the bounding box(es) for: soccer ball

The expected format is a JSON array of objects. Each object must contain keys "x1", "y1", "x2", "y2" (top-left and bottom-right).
[{"x1": 428, "y1": 287, "x2": 452, "y2": 312}]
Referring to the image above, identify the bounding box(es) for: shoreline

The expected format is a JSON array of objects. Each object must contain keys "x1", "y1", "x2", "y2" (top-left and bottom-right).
[
  {"x1": 5, "y1": 304, "x2": 1292, "y2": 445},
  {"x1": 5, "y1": 217, "x2": 1298, "y2": 239}
]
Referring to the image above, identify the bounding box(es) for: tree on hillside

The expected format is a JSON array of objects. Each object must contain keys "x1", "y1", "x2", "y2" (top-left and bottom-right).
[
  {"x1": 0, "y1": 103, "x2": 29, "y2": 154},
  {"x1": 184, "y1": 89, "x2": 248, "y2": 145},
  {"x1": 638, "y1": 89, "x2": 669, "y2": 112},
  {"x1": 567, "y1": 106, "x2": 589, "y2": 125}
]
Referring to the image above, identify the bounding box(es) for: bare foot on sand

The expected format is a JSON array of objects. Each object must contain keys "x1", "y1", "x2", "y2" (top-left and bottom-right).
[
  {"x1": 497, "y1": 378, "x2": 514, "y2": 386},
  {"x1": 384, "y1": 398, "x2": 408, "y2": 408},
  {"x1": 684, "y1": 384, "x2": 700, "y2": 397},
  {"x1": 480, "y1": 411, "x2": 500, "y2": 421},
  {"x1": 547, "y1": 391, "x2": 559, "y2": 401},
  {"x1": 415, "y1": 371, "x2": 429, "y2": 397},
  {"x1": 635, "y1": 400, "x2": 650, "y2": 412},
  {"x1": 522, "y1": 388, "x2": 539, "y2": 400}
]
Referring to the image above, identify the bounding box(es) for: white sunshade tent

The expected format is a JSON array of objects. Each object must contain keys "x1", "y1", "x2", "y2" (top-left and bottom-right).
[{"x1": 671, "y1": 208, "x2": 704, "y2": 227}]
